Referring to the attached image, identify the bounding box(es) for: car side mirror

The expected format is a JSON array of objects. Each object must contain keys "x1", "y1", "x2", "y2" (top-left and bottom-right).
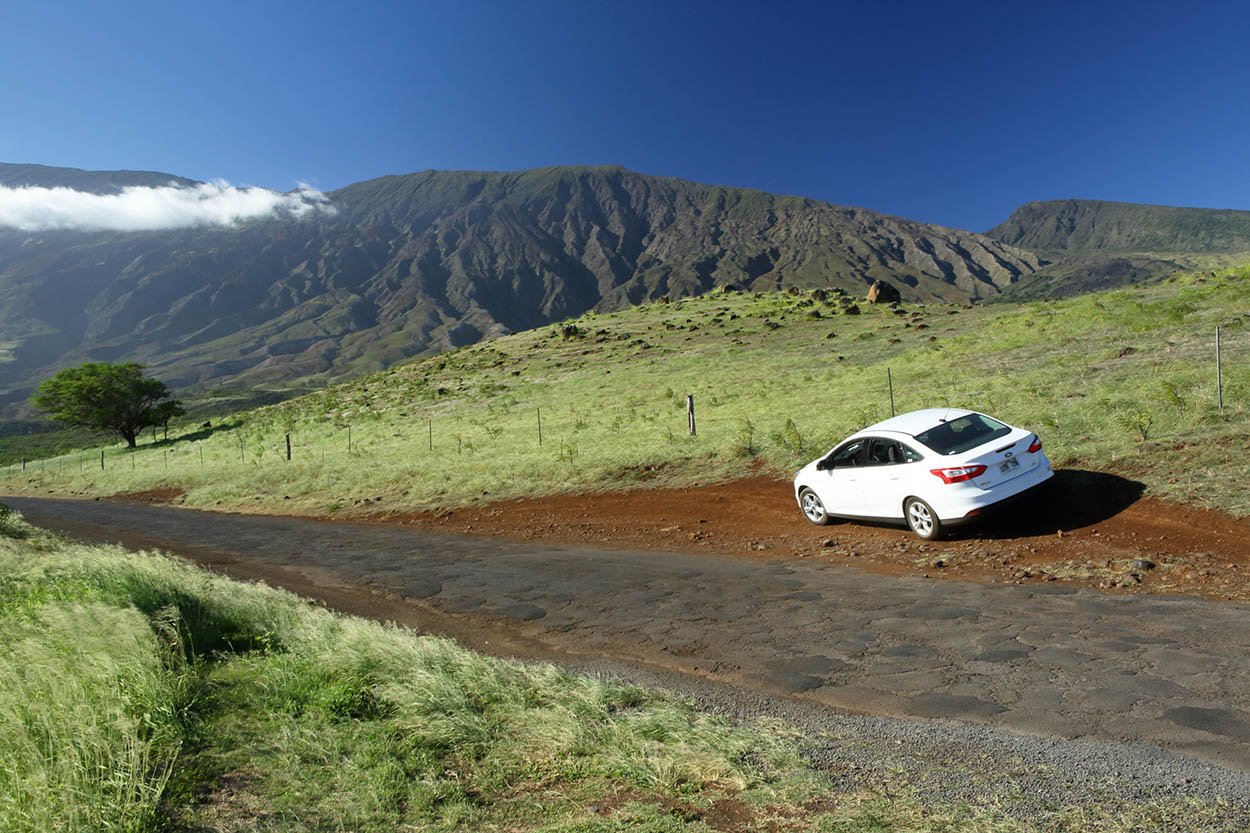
[{"x1": 816, "y1": 458, "x2": 834, "y2": 471}]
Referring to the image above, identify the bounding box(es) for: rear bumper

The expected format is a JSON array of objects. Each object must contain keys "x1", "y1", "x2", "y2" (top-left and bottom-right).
[{"x1": 936, "y1": 463, "x2": 1055, "y2": 527}]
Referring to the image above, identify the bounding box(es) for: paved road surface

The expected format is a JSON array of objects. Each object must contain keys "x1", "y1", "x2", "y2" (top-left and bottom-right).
[{"x1": 9, "y1": 495, "x2": 1250, "y2": 773}]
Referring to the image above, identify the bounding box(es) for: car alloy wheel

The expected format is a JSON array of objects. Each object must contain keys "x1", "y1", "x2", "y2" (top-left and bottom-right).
[
  {"x1": 799, "y1": 488, "x2": 830, "y2": 525},
  {"x1": 905, "y1": 497, "x2": 942, "y2": 540}
]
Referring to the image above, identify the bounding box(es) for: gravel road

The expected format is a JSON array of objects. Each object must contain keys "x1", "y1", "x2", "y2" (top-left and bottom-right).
[{"x1": 8, "y1": 495, "x2": 1250, "y2": 822}]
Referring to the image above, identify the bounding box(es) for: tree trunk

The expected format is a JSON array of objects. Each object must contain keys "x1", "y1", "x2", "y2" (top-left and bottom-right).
[{"x1": 123, "y1": 431, "x2": 137, "y2": 448}]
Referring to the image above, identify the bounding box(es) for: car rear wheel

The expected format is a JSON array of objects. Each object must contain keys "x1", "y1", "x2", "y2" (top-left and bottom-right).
[
  {"x1": 798, "y1": 488, "x2": 830, "y2": 525},
  {"x1": 905, "y1": 497, "x2": 943, "y2": 540}
]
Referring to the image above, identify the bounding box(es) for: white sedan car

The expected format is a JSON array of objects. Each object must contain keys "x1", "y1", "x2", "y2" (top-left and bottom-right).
[{"x1": 793, "y1": 408, "x2": 1053, "y2": 539}]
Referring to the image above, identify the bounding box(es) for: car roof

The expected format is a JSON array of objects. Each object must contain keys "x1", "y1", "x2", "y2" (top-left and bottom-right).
[{"x1": 861, "y1": 408, "x2": 977, "y2": 437}]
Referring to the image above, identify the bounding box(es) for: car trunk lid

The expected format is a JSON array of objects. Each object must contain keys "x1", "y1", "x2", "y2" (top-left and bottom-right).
[{"x1": 964, "y1": 429, "x2": 1040, "y2": 488}]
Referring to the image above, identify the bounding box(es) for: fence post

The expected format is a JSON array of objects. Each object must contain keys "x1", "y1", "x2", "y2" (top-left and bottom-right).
[
  {"x1": 1217, "y1": 326, "x2": 1223, "y2": 415},
  {"x1": 888, "y1": 368, "x2": 895, "y2": 417},
  {"x1": 20, "y1": 458, "x2": 24, "y2": 472},
  {"x1": 686, "y1": 395, "x2": 696, "y2": 436},
  {"x1": 537, "y1": 407, "x2": 543, "y2": 446},
  {"x1": 100, "y1": 451, "x2": 105, "y2": 470},
  {"x1": 286, "y1": 433, "x2": 291, "y2": 461},
  {"x1": 428, "y1": 419, "x2": 433, "y2": 451}
]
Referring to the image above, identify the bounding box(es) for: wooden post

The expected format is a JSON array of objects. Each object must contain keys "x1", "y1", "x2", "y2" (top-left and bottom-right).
[
  {"x1": 1217, "y1": 326, "x2": 1223, "y2": 415},
  {"x1": 428, "y1": 419, "x2": 433, "y2": 451},
  {"x1": 348, "y1": 425, "x2": 352, "y2": 453},
  {"x1": 888, "y1": 368, "x2": 895, "y2": 417},
  {"x1": 164, "y1": 451, "x2": 168, "y2": 469},
  {"x1": 199, "y1": 446, "x2": 204, "y2": 466},
  {"x1": 286, "y1": 433, "x2": 292, "y2": 461},
  {"x1": 100, "y1": 450, "x2": 105, "y2": 470},
  {"x1": 239, "y1": 435, "x2": 244, "y2": 462},
  {"x1": 537, "y1": 407, "x2": 543, "y2": 446},
  {"x1": 686, "y1": 394, "x2": 696, "y2": 436},
  {"x1": 20, "y1": 458, "x2": 24, "y2": 472}
]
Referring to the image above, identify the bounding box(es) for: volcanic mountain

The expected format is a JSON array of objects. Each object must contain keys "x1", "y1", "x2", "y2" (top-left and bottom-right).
[{"x1": 2, "y1": 163, "x2": 1050, "y2": 404}]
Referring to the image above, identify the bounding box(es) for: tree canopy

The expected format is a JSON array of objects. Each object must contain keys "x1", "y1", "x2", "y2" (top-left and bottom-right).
[{"x1": 32, "y1": 363, "x2": 185, "y2": 448}]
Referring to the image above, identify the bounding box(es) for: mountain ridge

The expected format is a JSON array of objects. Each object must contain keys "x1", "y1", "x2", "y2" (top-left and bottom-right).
[
  {"x1": 987, "y1": 198, "x2": 1250, "y2": 253},
  {"x1": 0, "y1": 163, "x2": 1047, "y2": 409}
]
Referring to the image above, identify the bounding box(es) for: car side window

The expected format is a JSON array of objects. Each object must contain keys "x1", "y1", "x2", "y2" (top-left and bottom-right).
[
  {"x1": 865, "y1": 439, "x2": 922, "y2": 466},
  {"x1": 829, "y1": 439, "x2": 866, "y2": 468},
  {"x1": 866, "y1": 438, "x2": 896, "y2": 466}
]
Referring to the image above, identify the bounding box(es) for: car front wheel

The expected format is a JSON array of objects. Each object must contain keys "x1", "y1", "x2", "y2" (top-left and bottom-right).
[
  {"x1": 905, "y1": 497, "x2": 943, "y2": 540},
  {"x1": 798, "y1": 488, "x2": 831, "y2": 525}
]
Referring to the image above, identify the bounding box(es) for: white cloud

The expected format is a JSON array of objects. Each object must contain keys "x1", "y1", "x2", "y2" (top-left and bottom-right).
[{"x1": 0, "y1": 180, "x2": 336, "y2": 232}]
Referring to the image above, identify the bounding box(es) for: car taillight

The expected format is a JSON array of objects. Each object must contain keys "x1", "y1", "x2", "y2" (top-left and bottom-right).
[
  {"x1": 1027, "y1": 435, "x2": 1042, "y2": 453},
  {"x1": 930, "y1": 464, "x2": 987, "y2": 484}
]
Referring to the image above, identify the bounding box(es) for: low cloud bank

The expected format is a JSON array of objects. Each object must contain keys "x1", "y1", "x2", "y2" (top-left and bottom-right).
[{"x1": 0, "y1": 180, "x2": 335, "y2": 232}]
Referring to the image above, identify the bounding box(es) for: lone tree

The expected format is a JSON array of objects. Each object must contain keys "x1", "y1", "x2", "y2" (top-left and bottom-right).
[{"x1": 32, "y1": 362, "x2": 185, "y2": 448}]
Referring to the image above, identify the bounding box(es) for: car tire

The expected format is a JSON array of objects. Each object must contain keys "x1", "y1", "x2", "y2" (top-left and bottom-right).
[
  {"x1": 798, "y1": 488, "x2": 831, "y2": 525},
  {"x1": 904, "y1": 497, "x2": 943, "y2": 540}
]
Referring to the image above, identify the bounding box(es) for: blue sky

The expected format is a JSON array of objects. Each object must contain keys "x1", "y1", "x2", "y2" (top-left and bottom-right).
[{"x1": 3, "y1": 0, "x2": 1247, "y2": 232}]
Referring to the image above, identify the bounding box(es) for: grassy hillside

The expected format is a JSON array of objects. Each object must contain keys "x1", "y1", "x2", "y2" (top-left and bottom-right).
[
  {"x1": 0, "y1": 507, "x2": 1233, "y2": 832},
  {"x1": 4, "y1": 267, "x2": 1249, "y2": 518}
]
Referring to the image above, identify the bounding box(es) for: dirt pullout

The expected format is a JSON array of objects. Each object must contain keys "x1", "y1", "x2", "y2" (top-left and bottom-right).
[{"x1": 373, "y1": 471, "x2": 1250, "y2": 602}]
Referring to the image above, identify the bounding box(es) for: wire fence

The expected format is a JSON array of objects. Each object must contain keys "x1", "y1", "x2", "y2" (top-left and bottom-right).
[{"x1": 3, "y1": 326, "x2": 1245, "y2": 488}]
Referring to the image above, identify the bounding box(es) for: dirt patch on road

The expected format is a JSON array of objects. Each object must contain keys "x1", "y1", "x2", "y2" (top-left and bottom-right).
[
  {"x1": 105, "y1": 487, "x2": 188, "y2": 504},
  {"x1": 372, "y1": 470, "x2": 1250, "y2": 603}
]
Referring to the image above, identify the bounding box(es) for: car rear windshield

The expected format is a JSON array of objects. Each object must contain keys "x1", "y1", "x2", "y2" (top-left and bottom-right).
[{"x1": 914, "y1": 413, "x2": 1011, "y2": 455}]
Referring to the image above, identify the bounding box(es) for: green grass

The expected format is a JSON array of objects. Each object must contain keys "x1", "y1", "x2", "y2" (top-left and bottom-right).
[
  {"x1": 0, "y1": 504, "x2": 1236, "y2": 832},
  {"x1": 4, "y1": 267, "x2": 1250, "y2": 518}
]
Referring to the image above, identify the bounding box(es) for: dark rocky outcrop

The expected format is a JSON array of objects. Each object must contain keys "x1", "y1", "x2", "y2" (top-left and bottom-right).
[{"x1": 866, "y1": 280, "x2": 902, "y2": 304}]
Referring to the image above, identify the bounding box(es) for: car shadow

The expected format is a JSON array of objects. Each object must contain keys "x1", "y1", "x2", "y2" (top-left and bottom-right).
[{"x1": 946, "y1": 469, "x2": 1146, "y2": 541}]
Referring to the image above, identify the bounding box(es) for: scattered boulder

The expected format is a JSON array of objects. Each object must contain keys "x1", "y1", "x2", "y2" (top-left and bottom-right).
[
  {"x1": 1117, "y1": 346, "x2": 1136, "y2": 358},
  {"x1": 843, "y1": 304, "x2": 861, "y2": 315},
  {"x1": 561, "y1": 323, "x2": 580, "y2": 339},
  {"x1": 867, "y1": 280, "x2": 902, "y2": 304},
  {"x1": 1132, "y1": 557, "x2": 1156, "y2": 571},
  {"x1": 810, "y1": 288, "x2": 827, "y2": 302}
]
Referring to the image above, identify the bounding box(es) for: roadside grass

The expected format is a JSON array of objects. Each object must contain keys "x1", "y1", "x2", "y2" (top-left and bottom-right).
[
  {"x1": 4, "y1": 266, "x2": 1249, "y2": 518},
  {"x1": 0, "y1": 504, "x2": 1236, "y2": 832}
]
